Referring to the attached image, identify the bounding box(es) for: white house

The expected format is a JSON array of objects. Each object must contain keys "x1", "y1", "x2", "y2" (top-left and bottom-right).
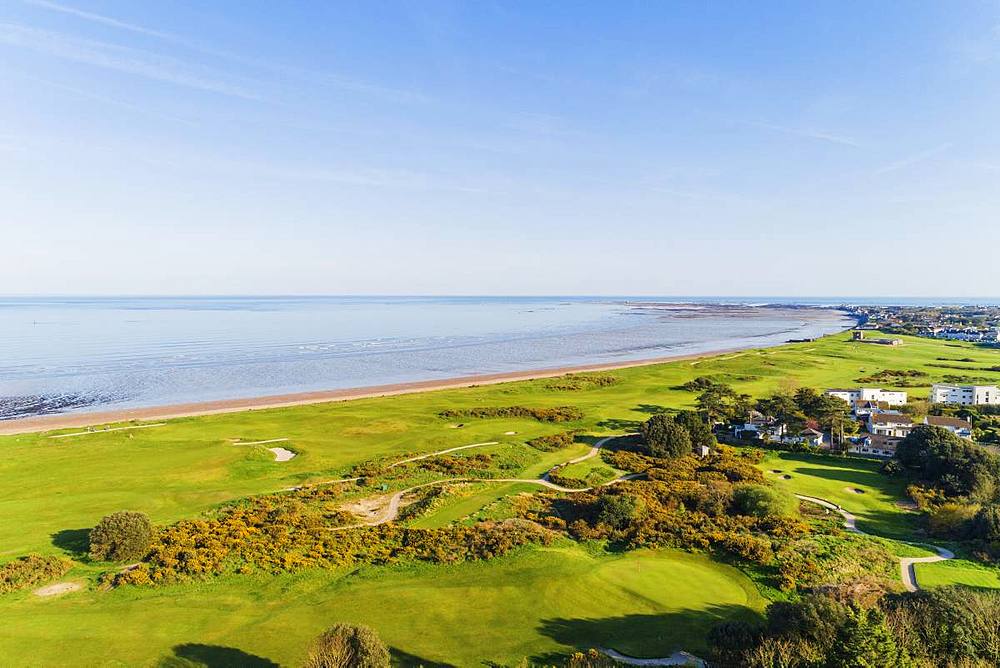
[
  {"x1": 849, "y1": 434, "x2": 898, "y2": 458},
  {"x1": 930, "y1": 384, "x2": 1000, "y2": 406},
  {"x1": 924, "y1": 415, "x2": 974, "y2": 440},
  {"x1": 825, "y1": 388, "x2": 907, "y2": 407},
  {"x1": 784, "y1": 427, "x2": 825, "y2": 447},
  {"x1": 868, "y1": 413, "x2": 914, "y2": 438}
]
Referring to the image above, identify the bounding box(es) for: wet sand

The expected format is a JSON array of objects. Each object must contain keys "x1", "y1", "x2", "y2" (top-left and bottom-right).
[{"x1": 0, "y1": 346, "x2": 755, "y2": 436}]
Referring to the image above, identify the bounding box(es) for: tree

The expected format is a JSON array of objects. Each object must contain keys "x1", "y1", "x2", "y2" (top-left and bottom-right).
[
  {"x1": 696, "y1": 384, "x2": 743, "y2": 424},
  {"x1": 895, "y1": 426, "x2": 1000, "y2": 500},
  {"x1": 731, "y1": 484, "x2": 797, "y2": 518},
  {"x1": 756, "y1": 393, "x2": 807, "y2": 433},
  {"x1": 595, "y1": 493, "x2": 639, "y2": 530},
  {"x1": 675, "y1": 410, "x2": 717, "y2": 451},
  {"x1": 639, "y1": 414, "x2": 691, "y2": 458},
  {"x1": 793, "y1": 387, "x2": 824, "y2": 417},
  {"x1": 88, "y1": 511, "x2": 153, "y2": 562},
  {"x1": 303, "y1": 624, "x2": 390, "y2": 668},
  {"x1": 830, "y1": 607, "x2": 909, "y2": 668},
  {"x1": 814, "y1": 395, "x2": 857, "y2": 449}
]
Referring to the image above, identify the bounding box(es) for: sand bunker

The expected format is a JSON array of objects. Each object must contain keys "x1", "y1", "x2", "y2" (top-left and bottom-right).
[
  {"x1": 771, "y1": 469, "x2": 783, "y2": 474},
  {"x1": 504, "y1": 431, "x2": 517, "y2": 435},
  {"x1": 845, "y1": 487, "x2": 866, "y2": 494},
  {"x1": 782, "y1": 474, "x2": 792, "y2": 480},
  {"x1": 269, "y1": 447, "x2": 296, "y2": 462},
  {"x1": 34, "y1": 582, "x2": 81, "y2": 597}
]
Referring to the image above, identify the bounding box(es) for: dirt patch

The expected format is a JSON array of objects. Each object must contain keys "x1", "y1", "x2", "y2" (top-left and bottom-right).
[
  {"x1": 269, "y1": 446, "x2": 296, "y2": 462},
  {"x1": 34, "y1": 581, "x2": 81, "y2": 597},
  {"x1": 342, "y1": 494, "x2": 390, "y2": 520},
  {"x1": 845, "y1": 487, "x2": 866, "y2": 494}
]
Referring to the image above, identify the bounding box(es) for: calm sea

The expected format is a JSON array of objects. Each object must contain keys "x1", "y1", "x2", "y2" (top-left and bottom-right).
[{"x1": 0, "y1": 295, "x2": 865, "y2": 419}]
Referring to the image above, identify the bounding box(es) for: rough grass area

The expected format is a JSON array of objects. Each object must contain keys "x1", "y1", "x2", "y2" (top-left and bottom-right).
[
  {"x1": 760, "y1": 451, "x2": 920, "y2": 539},
  {"x1": 0, "y1": 545, "x2": 763, "y2": 666},
  {"x1": 914, "y1": 559, "x2": 1000, "y2": 590}
]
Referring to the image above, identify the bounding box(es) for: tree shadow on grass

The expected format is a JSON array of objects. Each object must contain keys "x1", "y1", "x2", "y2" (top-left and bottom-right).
[
  {"x1": 633, "y1": 404, "x2": 667, "y2": 415},
  {"x1": 51, "y1": 528, "x2": 90, "y2": 556},
  {"x1": 532, "y1": 607, "x2": 762, "y2": 663},
  {"x1": 158, "y1": 644, "x2": 279, "y2": 668},
  {"x1": 596, "y1": 418, "x2": 643, "y2": 432},
  {"x1": 390, "y1": 647, "x2": 456, "y2": 667}
]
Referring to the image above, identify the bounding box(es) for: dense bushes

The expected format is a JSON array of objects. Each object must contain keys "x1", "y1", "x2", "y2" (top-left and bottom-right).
[
  {"x1": 303, "y1": 623, "x2": 390, "y2": 668},
  {"x1": 88, "y1": 511, "x2": 153, "y2": 562},
  {"x1": 105, "y1": 484, "x2": 552, "y2": 586},
  {"x1": 526, "y1": 431, "x2": 579, "y2": 451},
  {"x1": 439, "y1": 405, "x2": 583, "y2": 422},
  {"x1": 544, "y1": 373, "x2": 618, "y2": 391},
  {"x1": 895, "y1": 425, "x2": 1000, "y2": 500},
  {"x1": 709, "y1": 587, "x2": 1000, "y2": 667},
  {"x1": 0, "y1": 554, "x2": 72, "y2": 594}
]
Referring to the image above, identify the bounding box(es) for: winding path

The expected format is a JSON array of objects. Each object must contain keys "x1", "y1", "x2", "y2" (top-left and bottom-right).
[
  {"x1": 794, "y1": 494, "x2": 954, "y2": 591},
  {"x1": 329, "y1": 436, "x2": 639, "y2": 530}
]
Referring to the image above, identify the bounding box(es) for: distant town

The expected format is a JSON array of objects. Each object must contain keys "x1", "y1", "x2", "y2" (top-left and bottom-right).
[{"x1": 847, "y1": 304, "x2": 1000, "y2": 344}]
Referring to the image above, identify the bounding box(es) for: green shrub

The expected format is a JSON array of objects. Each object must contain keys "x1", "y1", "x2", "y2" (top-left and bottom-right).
[
  {"x1": 595, "y1": 494, "x2": 639, "y2": 530},
  {"x1": 731, "y1": 485, "x2": 797, "y2": 519},
  {"x1": 0, "y1": 554, "x2": 72, "y2": 594},
  {"x1": 545, "y1": 373, "x2": 618, "y2": 391},
  {"x1": 526, "y1": 431, "x2": 579, "y2": 451},
  {"x1": 303, "y1": 623, "x2": 390, "y2": 668},
  {"x1": 88, "y1": 511, "x2": 153, "y2": 562}
]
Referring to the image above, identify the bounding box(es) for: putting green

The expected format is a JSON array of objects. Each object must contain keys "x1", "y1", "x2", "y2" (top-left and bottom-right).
[{"x1": 0, "y1": 546, "x2": 763, "y2": 666}]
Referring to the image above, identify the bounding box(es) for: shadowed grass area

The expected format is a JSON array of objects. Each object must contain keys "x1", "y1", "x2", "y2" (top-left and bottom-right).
[
  {"x1": 760, "y1": 451, "x2": 920, "y2": 539},
  {"x1": 0, "y1": 546, "x2": 763, "y2": 666}
]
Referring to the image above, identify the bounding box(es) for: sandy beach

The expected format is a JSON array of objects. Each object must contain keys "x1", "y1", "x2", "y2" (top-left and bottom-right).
[{"x1": 0, "y1": 345, "x2": 752, "y2": 436}]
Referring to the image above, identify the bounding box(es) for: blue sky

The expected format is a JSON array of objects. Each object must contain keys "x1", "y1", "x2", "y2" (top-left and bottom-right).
[{"x1": 2, "y1": 1, "x2": 999, "y2": 296}]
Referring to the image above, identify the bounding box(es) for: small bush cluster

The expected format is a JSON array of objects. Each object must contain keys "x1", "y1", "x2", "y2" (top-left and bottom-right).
[
  {"x1": 416, "y1": 453, "x2": 492, "y2": 475},
  {"x1": 855, "y1": 368, "x2": 929, "y2": 385},
  {"x1": 526, "y1": 431, "x2": 579, "y2": 451},
  {"x1": 544, "y1": 373, "x2": 619, "y2": 391},
  {"x1": 303, "y1": 623, "x2": 390, "y2": 668},
  {"x1": 439, "y1": 405, "x2": 584, "y2": 423},
  {"x1": 0, "y1": 554, "x2": 72, "y2": 594}
]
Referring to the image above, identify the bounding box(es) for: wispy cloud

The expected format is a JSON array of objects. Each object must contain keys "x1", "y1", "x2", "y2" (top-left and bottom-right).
[
  {"x1": 873, "y1": 143, "x2": 953, "y2": 175},
  {"x1": 23, "y1": 0, "x2": 173, "y2": 39},
  {"x1": 744, "y1": 120, "x2": 861, "y2": 148},
  {"x1": 0, "y1": 23, "x2": 260, "y2": 99},
  {"x1": 21, "y1": 0, "x2": 430, "y2": 104}
]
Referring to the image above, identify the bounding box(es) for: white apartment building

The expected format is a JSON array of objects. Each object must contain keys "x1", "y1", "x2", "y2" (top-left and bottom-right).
[
  {"x1": 868, "y1": 413, "x2": 914, "y2": 438},
  {"x1": 825, "y1": 387, "x2": 908, "y2": 407},
  {"x1": 930, "y1": 384, "x2": 1000, "y2": 406}
]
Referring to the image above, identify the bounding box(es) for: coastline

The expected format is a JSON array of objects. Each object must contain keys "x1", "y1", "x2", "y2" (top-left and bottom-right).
[{"x1": 0, "y1": 344, "x2": 760, "y2": 436}]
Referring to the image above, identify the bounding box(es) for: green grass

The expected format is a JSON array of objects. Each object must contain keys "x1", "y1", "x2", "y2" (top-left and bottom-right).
[
  {"x1": 914, "y1": 558, "x2": 1000, "y2": 590},
  {"x1": 8, "y1": 331, "x2": 995, "y2": 558},
  {"x1": 408, "y1": 481, "x2": 538, "y2": 528},
  {"x1": 3, "y1": 331, "x2": 1000, "y2": 663},
  {"x1": 0, "y1": 545, "x2": 763, "y2": 666},
  {"x1": 760, "y1": 451, "x2": 920, "y2": 539},
  {"x1": 555, "y1": 456, "x2": 626, "y2": 486}
]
